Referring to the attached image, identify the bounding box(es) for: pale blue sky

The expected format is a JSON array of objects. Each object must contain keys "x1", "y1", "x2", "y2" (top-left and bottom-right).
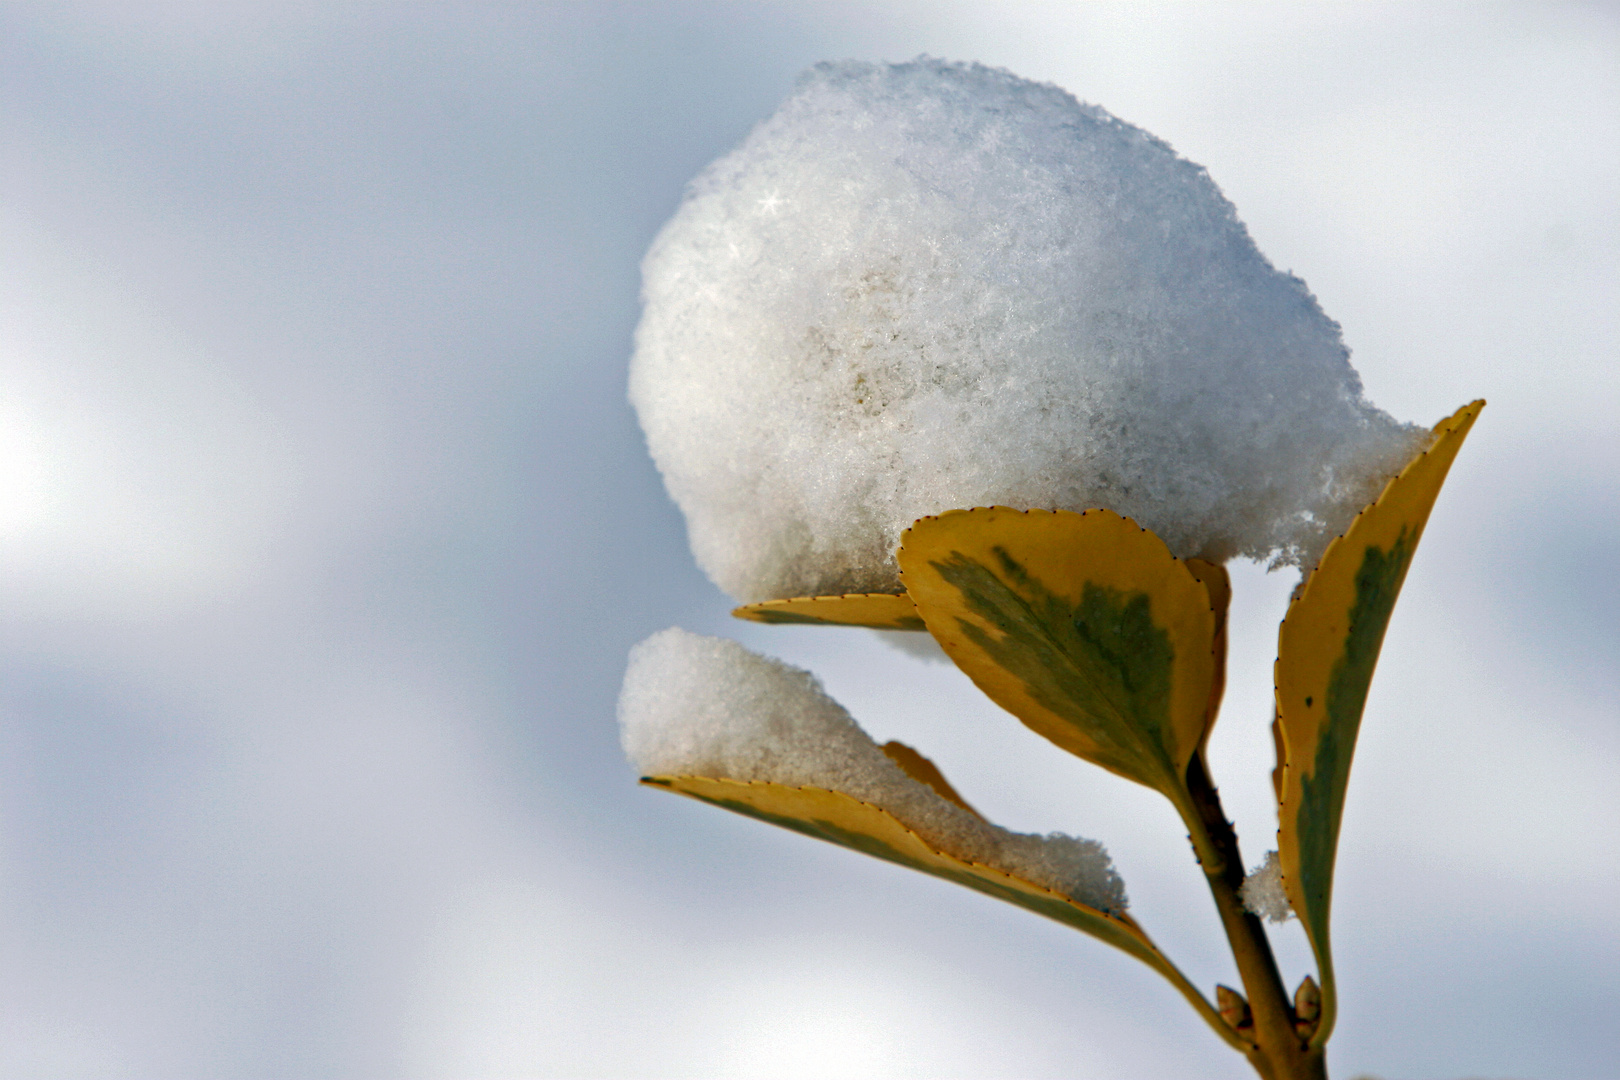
[{"x1": 1, "y1": 4, "x2": 1615, "y2": 1077}]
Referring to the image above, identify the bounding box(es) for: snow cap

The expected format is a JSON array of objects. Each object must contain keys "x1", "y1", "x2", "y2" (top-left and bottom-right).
[{"x1": 631, "y1": 57, "x2": 1421, "y2": 601}]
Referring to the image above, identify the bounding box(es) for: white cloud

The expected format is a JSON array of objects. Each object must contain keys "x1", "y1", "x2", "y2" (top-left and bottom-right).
[{"x1": 0, "y1": 214, "x2": 301, "y2": 618}]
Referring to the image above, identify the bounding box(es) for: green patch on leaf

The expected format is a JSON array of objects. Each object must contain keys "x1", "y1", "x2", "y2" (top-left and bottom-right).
[
  {"x1": 748, "y1": 608, "x2": 926, "y2": 630},
  {"x1": 748, "y1": 609, "x2": 840, "y2": 625},
  {"x1": 1295, "y1": 529, "x2": 1414, "y2": 946},
  {"x1": 932, "y1": 546, "x2": 1180, "y2": 793}
]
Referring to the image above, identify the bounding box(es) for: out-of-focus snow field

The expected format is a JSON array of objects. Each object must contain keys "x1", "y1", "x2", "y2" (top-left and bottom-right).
[{"x1": 1, "y1": 4, "x2": 1614, "y2": 1078}]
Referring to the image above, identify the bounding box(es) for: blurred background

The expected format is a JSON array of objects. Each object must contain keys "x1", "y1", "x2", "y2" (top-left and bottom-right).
[{"x1": 1, "y1": 3, "x2": 1615, "y2": 1077}]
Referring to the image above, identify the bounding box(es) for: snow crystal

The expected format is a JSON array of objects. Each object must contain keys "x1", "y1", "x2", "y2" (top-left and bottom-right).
[
  {"x1": 630, "y1": 57, "x2": 1423, "y2": 602},
  {"x1": 619, "y1": 627, "x2": 1127, "y2": 912},
  {"x1": 1240, "y1": 850, "x2": 1294, "y2": 923}
]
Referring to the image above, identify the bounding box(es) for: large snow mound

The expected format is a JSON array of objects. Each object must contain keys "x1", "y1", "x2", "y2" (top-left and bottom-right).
[{"x1": 630, "y1": 57, "x2": 1422, "y2": 601}]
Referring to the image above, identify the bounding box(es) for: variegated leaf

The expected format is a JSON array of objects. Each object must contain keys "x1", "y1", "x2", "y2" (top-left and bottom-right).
[
  {"x1": 1274, "y1": 399, "x2": 1483, "y2": 1047},
  {"x1": 643, "y1": 773, "x2": 1246, "y2": 1050},
  {"x1": 897, "y1": 507, "x2": 1220, "y2": 799}
]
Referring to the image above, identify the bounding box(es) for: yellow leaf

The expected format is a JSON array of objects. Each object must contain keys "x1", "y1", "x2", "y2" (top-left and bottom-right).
[
  {"x1": 1186, "y1": 558, "x2": 1232, "y2": 757},
  {"x1": 879, "y1": 740, "x2": 983, "y2": 818},
  {"x1": 732, "y1": 592, "x2": 925, "y2": 630},
  {"x1": 643, "y1": 773, "x2": 1247, "y2": 1051},
  {"x1": 897, "y1": 507, "x2": 1219, "y2": 800},
  {"x1": 1275, "y1": 399, "x2": 1483, "y2": 1047}
]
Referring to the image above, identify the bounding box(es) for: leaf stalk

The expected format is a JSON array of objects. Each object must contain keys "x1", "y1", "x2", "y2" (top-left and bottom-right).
[{"x1": 1183, "y1": 753, "x2": 1327, "y2": 1080}]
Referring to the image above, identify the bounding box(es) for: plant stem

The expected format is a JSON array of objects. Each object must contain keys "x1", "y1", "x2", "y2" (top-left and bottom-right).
[{"x1": 1183, "y1": 753, "x2": 1327, "y2": 1080}]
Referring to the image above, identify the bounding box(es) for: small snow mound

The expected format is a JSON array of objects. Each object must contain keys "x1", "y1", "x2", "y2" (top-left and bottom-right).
[
  {"x1": 1240, "y1": 850, "x2": 1295, "y2": 923},
  {"x1": 619, "y1": 627, "x2": 1127, "y2": 912}
]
